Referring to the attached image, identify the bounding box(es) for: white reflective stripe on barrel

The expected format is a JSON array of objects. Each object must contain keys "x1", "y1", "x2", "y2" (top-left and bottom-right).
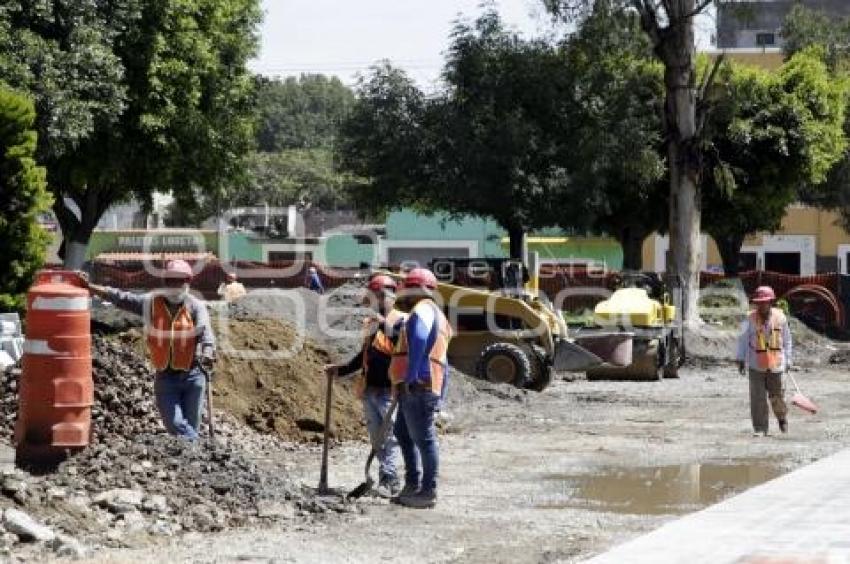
[
  {"x1": 30, "y1": 296, "x2": 90, "y2": 311},
  {"x1": 23, "y1": 339, "x2": 61, "y2": 356}
]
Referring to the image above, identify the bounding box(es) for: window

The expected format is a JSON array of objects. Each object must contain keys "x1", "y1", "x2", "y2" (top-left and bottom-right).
[{"x1": 755, "y1": 33, "x2": 775, "y2": 47}]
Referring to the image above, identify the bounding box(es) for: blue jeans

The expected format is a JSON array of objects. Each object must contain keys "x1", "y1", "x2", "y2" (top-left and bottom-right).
[
  {"x1": 363, "y1": 388, "x2": 399, "y2": 483},
  {"x1": 154, "y1": 368, "x2": 206, "y2": 440},
  {"x1": 394, "y1": 388, "x2": 440, "y2": 493}
]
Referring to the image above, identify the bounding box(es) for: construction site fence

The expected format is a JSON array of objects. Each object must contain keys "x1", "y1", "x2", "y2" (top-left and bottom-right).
[{"x1": 84, "y1": 260, "x2": 850, "y2": 329}]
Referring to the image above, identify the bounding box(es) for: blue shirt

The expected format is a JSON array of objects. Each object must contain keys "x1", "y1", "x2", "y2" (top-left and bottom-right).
[
  {"x1": 405, "y1": 302, "x2": 438, "y2": 385},
  {"x1": 308, "y1": 272, "x2": 324, "y2": 294}
]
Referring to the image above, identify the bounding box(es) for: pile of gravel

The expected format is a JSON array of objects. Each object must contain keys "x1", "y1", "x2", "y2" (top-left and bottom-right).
[{"x1": 0, "y1": 336, "x2": 354, "y2": 558}]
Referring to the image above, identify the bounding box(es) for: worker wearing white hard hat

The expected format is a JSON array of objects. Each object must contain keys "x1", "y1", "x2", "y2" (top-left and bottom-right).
[{"x1": 81, "y1": 260, "x2": 216, "y2": 440}]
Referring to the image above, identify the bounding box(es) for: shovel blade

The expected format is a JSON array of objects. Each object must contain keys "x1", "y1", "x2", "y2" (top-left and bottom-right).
[
  {"x1": 792, "y1": 392, "x2": 818, "y2": 415},
  {"x1": 347, "y1": 478, "x2": 374, "y2": 500}
]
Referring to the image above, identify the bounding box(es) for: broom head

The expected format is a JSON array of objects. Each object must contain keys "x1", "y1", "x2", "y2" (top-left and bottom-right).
[{"x1": 792, "y1": 392, "x2": 818, "y2": 415}]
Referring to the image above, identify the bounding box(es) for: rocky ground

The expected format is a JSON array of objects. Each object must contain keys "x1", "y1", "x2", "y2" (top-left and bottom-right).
[
  {"x1": 81, "y1": 354, "x2": 850, "y2": 564},
  {"x1": 3, "y1": 283, "x2": 850, "y2": 562}
]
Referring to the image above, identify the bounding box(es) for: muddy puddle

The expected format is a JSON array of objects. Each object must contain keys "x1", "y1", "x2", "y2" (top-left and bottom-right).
[{"x1": 536, "y1": 460, "x2": 782, "y2": 515}]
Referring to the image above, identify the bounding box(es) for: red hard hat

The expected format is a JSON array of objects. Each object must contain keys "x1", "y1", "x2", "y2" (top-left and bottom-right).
[
  {"x1": 402, "y1": 268, "x2": 438, "y2": 290},
  {"x1": 751, "y1": 286, "x2": 776, "y2": 303},
  {"x1": 165, "y1": 259, "x2": 194, "y2": 280},
  {"x1": 368, "y1": 274, "x2": 397, "y2": 292}
]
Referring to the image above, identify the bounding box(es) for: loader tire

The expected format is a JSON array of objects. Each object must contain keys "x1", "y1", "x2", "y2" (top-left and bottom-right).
[
  {"x1": 526, "y1": 345, "x2": 552, "y2": 392},
  {"x1": 477, "y1": 343, "x2": 532, "y2": 388}
]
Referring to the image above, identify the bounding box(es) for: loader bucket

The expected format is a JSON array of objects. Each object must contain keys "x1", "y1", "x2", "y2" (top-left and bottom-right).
[
  {"x1": 574, "y1": 332, "x2": 634, "y2": 368},
  {"x1": 553, "y1": 339, "x2": 602, "y2": 371}
]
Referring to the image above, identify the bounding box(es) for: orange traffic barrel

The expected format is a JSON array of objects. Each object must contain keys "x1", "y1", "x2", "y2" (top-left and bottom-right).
[{"x1": 15, "y1": 270, "x2": 92, "y2": 465}]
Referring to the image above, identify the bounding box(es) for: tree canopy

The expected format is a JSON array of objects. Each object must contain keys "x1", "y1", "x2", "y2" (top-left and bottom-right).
[
  {"x1": 701, "y1": 50, "x2": 848, "y2": 275},
  {"x1": 340, "y1": 12, "x2": 580, "y2": 258},
  {"x1": 783, "y1": 5, "x2": 850, "y2": 231},
  {"x1": 0, "y1": 0, "x2": 262, "y2": 266},
  {"x1": 0, "y1": 87, "x2": 51, "y2": 310},
  {"x1": 256, "y1": 74, "x2": 355, "y2": 152},
  {"x1": 560, "y1": 3, "x2": 666, "y2": 269}
]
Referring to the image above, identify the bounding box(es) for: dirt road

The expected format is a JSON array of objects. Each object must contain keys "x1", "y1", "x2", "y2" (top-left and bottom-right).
[{"x1": 80, "y1": 361, "x2": 850, "y2": 563}]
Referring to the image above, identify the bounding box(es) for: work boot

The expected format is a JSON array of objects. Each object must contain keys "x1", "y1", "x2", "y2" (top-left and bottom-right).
[
  {"x1": 390, "y1": 483, "x2": 418, "y2": 505},
  {"x1": 779, "y1": 420, "x2": 788, "y2": 434},
  {"x1": 399, "y1": 489, "x2": 437, "y2": 509},
  {"x1": 373, "y1": 478, "x2": 401, "y2": 499}
]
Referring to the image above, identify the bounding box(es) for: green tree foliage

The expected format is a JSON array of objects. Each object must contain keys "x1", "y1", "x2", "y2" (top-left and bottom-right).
[
  {"x1": 0, "y1": 88, "x2": 51, "y2": 310},
  {"x1": 169, "y1": 74, "x2": 359, "y2": 224},
  {"x1": 562, "y1": 4, "x2": 666, "y2": 269},
  {"x1": 256, "y1": 75, "x2": 355, "y2": 152},
  {"x1": 341, "y1": 12, "x2": 580, "y2": 258},
  {"x1": 544, "y1": 0, "x2": 719, "y2": 324},
  {"x1": 0, "y1": 0, "x2": 261, "y2": 267},
  {"x1": 701, "y1": 50, "x2": 847, "y2": 275},
  {"x1": 783, "y1": 5, "x2": 850, "y2": 230}
]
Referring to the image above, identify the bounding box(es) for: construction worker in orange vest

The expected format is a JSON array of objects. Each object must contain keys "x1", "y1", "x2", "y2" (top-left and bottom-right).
[
  {"x1": 81, "y1": 260, "x2": 216, "y2": 440},
  {"x1": 388, "y1": 268, "x2": 453, "y2": 509},
  {"x1": 324, "y1": 274, "x2": 406, "y2": 497},
  {"x1": 736, "y1": 286, "x2": 793, "y2": 436}
]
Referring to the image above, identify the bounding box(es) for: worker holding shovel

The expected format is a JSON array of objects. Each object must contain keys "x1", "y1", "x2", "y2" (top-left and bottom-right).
[
  {"x1": 80, "y1": 260, "x2": 216, "y2": 440},
  {"x1": 736, "y1": 286, "x2": 793, "y2": 436},
  {"x1": 325, "y1": 274, "x2": 406, "y2": 498}
]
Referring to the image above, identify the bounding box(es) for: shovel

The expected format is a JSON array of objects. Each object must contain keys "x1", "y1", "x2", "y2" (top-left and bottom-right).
[
  {"x1": 787, "y1": 371, "x2": 818, "y2": 415},
  {"x1": 347, "y1": 396, "x2": 399, "y2": 500},
  {"x1": 318, "y1": 370, "x2": 334, "y2": 494},
  {"x1": 199, "y1": 365, "x2": 215, "y2": 439}
]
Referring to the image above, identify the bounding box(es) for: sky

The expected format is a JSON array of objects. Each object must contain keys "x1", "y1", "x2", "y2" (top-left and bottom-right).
[{"x1": 250, "y1": 1, "x2": 715, "y2": 91}]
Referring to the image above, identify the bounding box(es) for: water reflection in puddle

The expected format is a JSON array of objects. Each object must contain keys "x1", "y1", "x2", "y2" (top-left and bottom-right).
[{"x1": 537, "y1": 461, "x2": 783, "y2": 515}]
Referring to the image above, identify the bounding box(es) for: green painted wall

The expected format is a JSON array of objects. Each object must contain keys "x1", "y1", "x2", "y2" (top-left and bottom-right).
[
  {"x1": 223, "y1": 232, "x2": 264, "y2": 262},
  {"x1": 504, "y1": 239, "x2": 623, "y2": 269},
  {"x1": 385, "y1": 210, "x2": 504, "y2": 257},
  {"x1": 318, "y1": 233, "x2": 376, "y2": 267}
]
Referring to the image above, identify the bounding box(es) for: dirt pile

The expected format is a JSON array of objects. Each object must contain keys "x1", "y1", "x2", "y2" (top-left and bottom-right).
[
  {"x1": 0, "y1": 336, "x2": 356, "y2": 559},
  {"x1": 212, "y1": 317, "x2": 365, "y2": 442},
  {"x1": 685, "y1": 317, "x2": 839, "y2": 367},
  {"x1": 229, "y1": 283, "x2": 366, "y2": 362}
]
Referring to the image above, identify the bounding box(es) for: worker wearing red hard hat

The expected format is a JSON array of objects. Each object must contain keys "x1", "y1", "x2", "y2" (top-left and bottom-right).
[
  {"x1": 82, "y1": 260, "x2": 216, "y2": 440},
  {"x1": 388, "y1": 267, "x2": 453, "y2": 508},
  {"x1": 736, "y1": 285, "x2": 793, "y2": 436},
  {"x1": 324, "y1": 273, "x2": 406, "y2": 497}
]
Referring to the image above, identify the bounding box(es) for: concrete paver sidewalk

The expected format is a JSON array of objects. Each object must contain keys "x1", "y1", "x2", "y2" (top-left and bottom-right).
[{"x1": 586, "y1": 448, "x2": 850, "y2": 564}]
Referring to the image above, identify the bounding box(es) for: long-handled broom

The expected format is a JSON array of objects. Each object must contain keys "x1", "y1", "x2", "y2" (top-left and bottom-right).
[{"x1": 787, "y1": 371, "x2": 818, "y2": 415}]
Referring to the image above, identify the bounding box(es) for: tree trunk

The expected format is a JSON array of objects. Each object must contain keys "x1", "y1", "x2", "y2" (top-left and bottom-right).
[
  {"x1": 660, "y1": 1, "x2": 701, "y2": 327},
  {"x1": 714, "y1": 233, "x2": 745, "y2": 277},
  {"x1": 507, "y1": 225, "x2": 527, "y2": 262},
  {"x1": 617, "y1": 226, "x2": 650, "y2": 271},
  {"x1": 53, "y1": 188, "x2": 111, "y2": 270}
]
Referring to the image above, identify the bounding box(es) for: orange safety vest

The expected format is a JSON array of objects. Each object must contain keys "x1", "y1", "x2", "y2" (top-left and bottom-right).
[
  {"x1": 353, "y1": 308, "x2": 406, "y2": 398},
  {"x1": 147, "y1": 296, "x2": 197, "y2": 372},
  {"x1": 389, "y1": 299, "x2": 453, "y2": 396},
  {"x1": 749, "y1": 308, "x2": 786, "y2": 372}
]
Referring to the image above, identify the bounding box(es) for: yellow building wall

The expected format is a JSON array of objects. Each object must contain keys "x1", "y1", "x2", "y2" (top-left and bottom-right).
[
  {"x1": 640, "y1": 206, "x2": 850, "y2": 272},
  {"x1": 707, "y1": 50, "x2": 784, "y2": 71}
]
